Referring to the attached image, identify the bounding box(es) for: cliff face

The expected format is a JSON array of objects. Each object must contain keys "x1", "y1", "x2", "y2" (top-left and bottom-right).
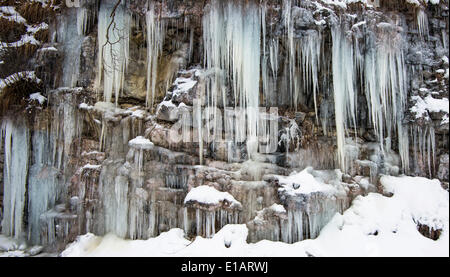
[{"x1": 0, "y1": 0, "x2": 448, "y2": 252}]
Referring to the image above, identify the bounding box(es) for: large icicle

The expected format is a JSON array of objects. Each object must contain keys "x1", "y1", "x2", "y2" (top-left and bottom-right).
[
  {"x1": 202, "y1": 0, "x2": 261, "y2": 160},
  {"x1": 57, "y1": 7, "x2": 86, "y2": 87},
  {"x1": 363, "y1": 23, "x2": 409, "y2": 173},
  {"x1": 282, "y1": 0, "x2": 322, "y2": 121},
  {"x1": 1, "y1": 118, "x2": 30, "y2": 240},
  {"x1": 96, "y1": 0, "x2": 131, "y2": 105},
  {"x1": 146, "y1": 3, "x2": 166, "y2": 110},
  {"x1": 331, "y1": 27, "x2": 357, "y2": 172}
]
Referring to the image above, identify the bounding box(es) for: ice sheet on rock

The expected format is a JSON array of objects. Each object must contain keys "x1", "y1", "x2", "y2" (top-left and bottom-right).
[{"x1": 184, "y1": 186, "x2": 242, "y2": 209}]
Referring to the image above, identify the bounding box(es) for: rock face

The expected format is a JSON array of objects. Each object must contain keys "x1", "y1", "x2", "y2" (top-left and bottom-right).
[{"x1": 0, "y1": 0, "x2": 448, "y2": 251}]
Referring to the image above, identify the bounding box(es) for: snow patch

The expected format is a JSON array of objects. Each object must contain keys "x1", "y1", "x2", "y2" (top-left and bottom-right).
[
  {"x1": 28, "y1": 92, "x2": 46, "y2": 104},
  {"x1": 184, "y1": 186, "x2": 242, "y2": 209},
  {"x1": 128, "y1": 136, "x2": 154, "y2": 150}
]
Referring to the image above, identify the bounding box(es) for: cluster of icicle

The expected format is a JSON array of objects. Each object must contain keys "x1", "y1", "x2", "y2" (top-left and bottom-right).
[
  {"x1": 89, "y1": 0, "x2": 430, "y2": 176},
  {"x1": 331, "y1": 22, "x2": 410, "y2": 173},
  {"x1": 202, "y1": 0, "x2": 262, "y2": 162},
  {"x1": 0, "y1": 93, "x2": 82, "y2": 245},
  {"x1": 96, "y1": 0, "x2": 131, "y2": 105}
]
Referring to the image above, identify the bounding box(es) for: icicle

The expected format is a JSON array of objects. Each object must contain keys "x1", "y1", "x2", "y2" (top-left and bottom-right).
[
  {"x1": 417, "y1": 8, "x2": 429, "y2": 39},
  {"x1": 202, "y1": 0, "x2": 261, "y2": 160},
  {"x1": 299, "y1": 31, "x2": 322, "y2": 124},
  {"x1": 96, "y1": 0, "x2": 131, "y2": 105},
  {"x1": 411, "y1": 125, "x2": 436, "y2": 177},
  {"x1": 1, "y1": 118, "x2": 30, "y2": 239},
  {"x1": 76, "y1": 7, "x2": 89, "y2": 36},
  {"x1": 331, "y1": 27, "x2": 357, "y2": 172},
  {"x1": 146, "y1": 3, "x2": 166, "y2": 110},
  {"x1": 363, "y1": 23, "x2": 409, "y2": 173},
  {"x1": 58, "y1": 7, "x2": 86, "y2": 87}
]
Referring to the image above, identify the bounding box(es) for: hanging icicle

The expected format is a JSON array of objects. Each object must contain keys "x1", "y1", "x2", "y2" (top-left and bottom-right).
[
  {"x1": 146, "y1": 2, "x2": 166, "y2": 110},
  {"x1": 202, "y1": 0, "x2": 262, "y2": 160},
  {"x1": 96, "y1": 0, "x2": 131, "y2": 105},
  {"x1": 331, "y1": 27, "x2": 357, "y2": 172}
]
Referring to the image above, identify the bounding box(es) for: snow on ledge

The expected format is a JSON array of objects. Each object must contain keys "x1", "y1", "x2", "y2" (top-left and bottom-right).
[
  {"x1": 128, "y1": 136, "x2": 154, "y2": 150},
  {"x1": 184, "y1": 186, "x2": 242, "y2": 209},
  {"x1": 276, "y1": 167, "x2": 337, "y2": 196},
  {"x1": 29, "y1": 92, "x2": 46, "y2": 105},
  {"x1": 0, "y1": 71, "x2": 42, "y2": 90},
  {"x1": 410, "y1": 95, "x2": 449, "y2": 124}
]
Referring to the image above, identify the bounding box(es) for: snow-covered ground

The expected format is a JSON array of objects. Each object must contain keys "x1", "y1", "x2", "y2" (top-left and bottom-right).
[
  {"x1": 1, "y1": 174, "x2": 447, "y2": 257},
  {"x1": 58, "y1": 175, "x2": 448, "y2": 257}
]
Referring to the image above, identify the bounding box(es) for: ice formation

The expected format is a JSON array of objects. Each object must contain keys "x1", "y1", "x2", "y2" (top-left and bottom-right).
[
  {"x1": 62, "y1": 175, "x2": 449, "y2": 257},
  {"x1": 96, "y1": 0, "x2": 131, "y2": 104},
  {"x1": 202, "y1": 0, "x2": 261, "y2": 160},
  {"x1": 146, "y1": 3, "x2": 166, "y2": 110},
  {"x1": 0, "y1": 0, "x2": 448, "y2": 258},
  {"x1": 1, "y1": 119, "x2": 29, "y2": 240}
]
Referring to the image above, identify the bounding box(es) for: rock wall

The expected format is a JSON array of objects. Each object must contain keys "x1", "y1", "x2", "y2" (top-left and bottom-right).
[{"x1": 0, "y1": 0, "x2": 448, "y2": 251}]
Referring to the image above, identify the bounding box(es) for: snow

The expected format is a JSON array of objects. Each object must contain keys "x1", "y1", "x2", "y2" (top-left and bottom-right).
[
  {"x1": 304, "y1": 175, "x2": 448, "y2": 257},
  {"x1": 380, "y1": 175, "x2": 448, "y2": 231},
  {"x1": 268, "y1": 203, "x2": 287, "y2": 214},
  {"x1": 442, "y1": 114, "x2": 449, "y2": 125},
  {"x1": 184, "y1": 185, "x2": 242, "y2": 209},
  {"x1": 0, "y1": 235, "x2": 20, "y2": 251},
  {"x1": 61, "y1": 230, "x2": 190, "y2": 257},
  {"x1": 38, "y1": 46, "x2": 58, "y2": 52},
  {"x1": 276, "y1": 167, "x2": 337, "y2": 195},
  {"x1": 128, "y1": 136, "x2": 154, "y2": 150},
  {"x1": 62, "y1": 175, "x2": 448, "y2": 257},
  {"x1": 29, "y1": 92, "x2": 46, "y2": 104},
  {"x1": 410, "y1": 95, "x2": 449, "y2": 122},
  {"x1": 423, "y1": 96, "x2": 449, "y2": 114},
  {"x1": 62, "y1": 225, "x2": 308, "y2": 257},
  {"x1": 0, "y1": 71, "x2": 42, "y2": 90},
  {"x1": 81, "y1": 163, "x2": 101, "y2": 171},
  {"x1": 322, "y1": 0, "x2": 348, "y2": 9},
  {"x1": 171, "y1": 77, "x2": 197, "y2": 97},
  {"x1": 442, "y1": 56, "x2": 449, "y2": 64},
  {"x1": 131, "y1": 109, "x2": 145, "y2": 119},
  {"x1": 0, "y1": 6, "x2": 27, "y2": 24},
  {"x1": 0, "y1": 6, "x2": 49, "y2": 51},
  {"x1": 405, "y1": 0, "x2": 421, "y2": 5},
  {"x1": 26, "y1": 22, "x2": 48, "y2": 34},
  {"x1": 79, "y1": 103, "x2": 93, "y2": 110}
]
